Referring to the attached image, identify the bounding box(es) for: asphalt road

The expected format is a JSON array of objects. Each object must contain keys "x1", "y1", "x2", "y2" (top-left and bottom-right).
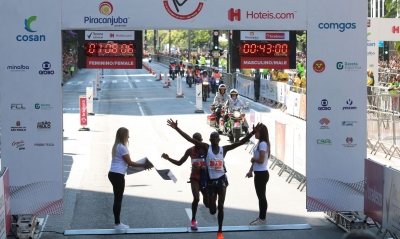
[{"x1": 29, "y1": 62, "x2": 350, "y2": 239}]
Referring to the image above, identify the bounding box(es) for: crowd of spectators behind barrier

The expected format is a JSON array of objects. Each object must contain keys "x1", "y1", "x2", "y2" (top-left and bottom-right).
[
  {"x1": 378, "y1": 56, "x2": 400, "y2": 85},
  {"x1": 62, "y1": 49, "x2": 78, "y2": 79}
]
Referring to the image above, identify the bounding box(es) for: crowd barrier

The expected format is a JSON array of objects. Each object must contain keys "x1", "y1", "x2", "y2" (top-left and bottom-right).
[
  {"x1": 153, "y1": 55, "x2": 307, "y2": 120},
  {"x1": 364, "y1": 159, "x2": 400, "y2": 239}
]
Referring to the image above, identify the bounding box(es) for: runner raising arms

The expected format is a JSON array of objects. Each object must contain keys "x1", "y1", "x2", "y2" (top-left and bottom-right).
[
  {"x1": 161, "y1": 132, "x2": 209, "y2": 230},
  {"x1": 167, "y1": 119, "x2": 262, "y2": 239}
]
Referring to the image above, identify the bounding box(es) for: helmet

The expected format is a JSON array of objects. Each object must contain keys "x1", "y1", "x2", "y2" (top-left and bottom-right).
[
  {"x1": 195, "y1": 64, "x2": 199, "y2": 68},
  {"x1": 218, "y1": 84, "x2": 226, "y2": 93},
  {"x1": 214, "y1": 68, "x2": 219, "y2": 72},
  {"x1": 179, "y1": 60, "x2": 183, "y2": 63},
  {"x1": 188, "y1": 64, "x2": 193, "y2": 68},
  {"x1": 230, "y1": 89, "x2": 238, "y2": 95},
  {"x1": 202, "y1": 70, "x2": 208, "y2": 75},
  {"x1": 170, "y1": 60, "x2": 176, "y2": 64}
]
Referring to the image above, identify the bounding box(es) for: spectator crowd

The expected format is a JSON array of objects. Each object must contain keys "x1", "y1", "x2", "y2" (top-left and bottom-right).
[{"x1": 62, "y1": 49, "x2": 78, "y2": 78}]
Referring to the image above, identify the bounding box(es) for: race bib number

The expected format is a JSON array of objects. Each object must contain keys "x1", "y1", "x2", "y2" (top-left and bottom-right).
[
  {"x1": 209, "y1": 158, "x2": 223, "y2": 171},
  {"x1": 191, "y1": 158, "x2": 205, "y2": 167}
]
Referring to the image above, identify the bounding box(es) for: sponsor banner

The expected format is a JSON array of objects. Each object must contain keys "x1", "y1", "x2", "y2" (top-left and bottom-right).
[
  {"x1": 240, "y1": 57, "x2": 289, "y2": 69},
  {"x1": 260, "y1": 79, "x2": 267, "y2": 99},
  {"x1": 367, "y1": 18, "x2": 379, "y2": 79},
  {"x1": 306, "y1": 0, "x2": 366, "y2": 211},
  {"x1": 85, "y1": 30, "x2": 135, "y2": 40},
  {"x1": 382, "y1": 167, "x2": 400, "y2": 235},
  {"x1": 195, "y1": 83, "x2": 202, "y2": 110},
  {"x1": 275, "y1": 121, "x2": 286, "y2": 162},
  {"x1": 277, "y1": 82, "x2": 286, "y2": 104},
  {"x1": 268, "y1": 81, "x2": 278, "y2": 101},
  {"x1": 284, "y1": 125, "x2": 294, "y2": 168},
  {"x1": 240, "y1": 31, "x2": 289, "y2": 41},
  {"x1": 364, "y1": 159, "x2": 384, "y2": 225},
  {"x1": 293, "y1": 93, "x2": 301, "y2": 117},
  {"x1": 86, "y1": 57, "x2": 136, "y2": 69},
  {"x1": 62, "y1": 0, "x2": 307, "y2": 30},
  {"x1": 286, "y1": 91, "x2": 294, "y2": 115},
  {"x1": 0, "y1": 0, "x2": 63, "y2": 214},
  {"x1": 79, "y1": 96, "x2": 88, "y2": 126},
  {"x1": 177, "y1": 76, "x2": 182, "y2": 96},
  {"x1": 293, "y1": 128, "x2": 306, "y2": 176},
  {"x1": 300, "y1": 94, "x2": 306, "y2": 120}
]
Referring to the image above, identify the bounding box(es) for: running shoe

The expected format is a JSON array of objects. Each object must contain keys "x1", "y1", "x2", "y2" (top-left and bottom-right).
[
  {"x1": 114, "y1": 223, "x2": 129, "y2": 230},
  {"x1": 250, "y1": 218, "x2": 267, "y2": 226},
  {"x1": 217, "y1": 232, "x2": 224, "y2": 239},
  {"x1": 190, "y1": 220, "x2": 198, "y2": 230}
]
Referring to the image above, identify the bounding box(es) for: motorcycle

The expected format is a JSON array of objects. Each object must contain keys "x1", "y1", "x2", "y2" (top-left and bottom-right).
[
  {"x1": 202, "y1": 81, "x2": 209, "y2": 102},
  {"x1": 186, "y1": 71, "x2": 194, "y2": 88},
  {"x1": 217, "y1": 103, "x2": 249, "y2": 142},
  {"x1": 170, "y1": 65, "x2": 177, "y2": 81}
]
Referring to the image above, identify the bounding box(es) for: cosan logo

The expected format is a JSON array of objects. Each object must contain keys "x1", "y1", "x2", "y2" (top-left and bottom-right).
[
  {"x1": 16, "y1": 16, "x2": 46, "y2": 42},
  {"x1": 343, "y1": 99, "x2": 357, "y2": 110},
  {"x1": 317, "y1": 139, "x2": 332, "y2": 145},
  {"x1": 12, "y1": 140, "x2": 25, "y2": 150},
  {"x1": 84, "y1": 1, "x2": 129, "y2": 26},
  {"x1": 318, "y1": 99, "x2": 331, "y2": 110},
  {"x1": 7, "y1": 65, "x2": 29, "y2": 72},
  {"x1": 318, "y1": 22, "x2": 356, "y2": 32},
  {"x1": 39, "y1": 61, "x2": 54, "y2": 75}
]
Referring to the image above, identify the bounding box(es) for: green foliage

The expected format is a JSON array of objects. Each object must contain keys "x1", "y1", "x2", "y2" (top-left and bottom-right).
[
  {"x1": 296, "y1": 31, "x2": 306, "y2": 51},
  {"x1": 144, "y1": 30, "x2": 212, "y2": 49},
  {"x1": 384, "y1": 0, "x2": 399, "y2": 18}
]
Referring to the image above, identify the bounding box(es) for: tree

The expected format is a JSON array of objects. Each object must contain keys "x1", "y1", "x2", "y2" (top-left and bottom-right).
[
  {"x1": 296, "y1": 31, "x2": 306, "y2": 53},
  {"x1": 384, "y1": 0, "x2": 399, "y2": 18},
  {"x1": 62, "y1": 30, "x2": 78, "y2": 51}
]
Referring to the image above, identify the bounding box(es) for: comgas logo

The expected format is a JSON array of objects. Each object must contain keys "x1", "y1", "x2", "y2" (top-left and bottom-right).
[
  {"x1": 164, "y1": 0, "x2": 205, "y2": 20},
  {"x1": 16, "y1": 16, "x2": 45, "y2": 42},
  {"x1": 84, "y1": 1, "x2": 129, "y2": 26},
  {"x1": 318, "y1": 22, "x2": 356, "y2": 32}
]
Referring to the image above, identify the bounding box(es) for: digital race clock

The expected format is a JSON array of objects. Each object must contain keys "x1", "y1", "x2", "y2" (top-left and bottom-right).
[
  {"x1": 239, "y1": 42, "x2": 289, "y2": 57},
  {"x1": 84, "y1": 42, "x2": 136, "y2": 57}
]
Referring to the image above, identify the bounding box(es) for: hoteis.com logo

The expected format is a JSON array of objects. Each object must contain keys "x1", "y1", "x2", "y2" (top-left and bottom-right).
[{"x1": 164, "y1": 0, "x2": 205, "y2": 20}]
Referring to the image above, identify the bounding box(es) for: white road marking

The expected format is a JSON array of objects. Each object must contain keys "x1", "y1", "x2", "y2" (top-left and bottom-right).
[
  {"x1": 189, "y1": 101, "x2": 194, "y2": 104},
  {"x1": 37, "y1": 215, "x2": 49, "y2": 239},
  {"x1": 135, "y1": 80, "x2": 141, "y2": 82},
  {"x1": 66, "y1": 82, "x2": 72, "y2": 85},
  {"x1": 123, "y1": 80, "x2": 128, "y2": 83},
  {"x1": 77, "y1": 81, "x2": 83, "y2": 84},
  {"x1": 88, "y1": 81, "x2": 92, "y2": 85},
  {"x1": 185, "y1": 208, "x2": 192, "y2": 221},
  {"x1": 112, "y1": 80, "x2": 117, "y2": 83},
  {"x1": 139, "y1": 106, "x2": 145, "y2": 116},
  {"x1": 147, "y1": 79, "x2": 152, "y2": 82}
]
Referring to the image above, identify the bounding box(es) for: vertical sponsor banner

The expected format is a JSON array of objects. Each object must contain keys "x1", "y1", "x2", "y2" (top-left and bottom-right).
[
  {"x1": 195, "y1": 84, "x2": 202, "y2": 111},
  {"x1": 0, "y1": 0, "x2": 63, "y2": 214},
  {"x1": 306, "y1": 0, "x2": 367, "y2": 211},
  {"x1": 300, "y1": 94, "x2": 306, "y2": 120},
  {"x1": 382, "y1": 167, "x2": 400, "y2": 235},
  {"x1": 286, "y1": 91, "x2": 294, "y2": 116},
  {"x1": 275, "y1": 121, "x2": 286, "y2": 162},
  {"x1": 284, "y1": 125, "x2": 294, "y2": 168},
  {"x1": 177, "y1": 76, "x2": 183, "y2": 96},
  {"x1": 86, "y1": 87, "x2": 94, "y2": 114},
  {"x1": 260, "y1": 79, "x2": 267, "y2": 99},
  {"x1": 269, "y1": 81, "x2": 278, "y2": 101},
  {"x1": 293, "y1": 128, "x2": 306, "y2": 176},
  {"x1": 80, "y1": 96, "x2": 88, "y2": 126},
  {"x1": 277, "y1": 82, "x2": 286, "y2": 104},
  {"x1": 364, "y1": 159, "x2": 384, "y2": 225},
  {"x1": 367, "y1": 18, "x2": 379, "y2": 79},
  {"x1": 293, "y1": 93, "x2": 301, "y2": 117}
]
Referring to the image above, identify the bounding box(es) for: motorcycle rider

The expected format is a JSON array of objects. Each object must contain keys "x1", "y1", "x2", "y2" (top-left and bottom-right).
[
  {"x1": 211, "y1": 67, "x2": 223, "y2": 94},
  {"x1": 199, "y1": 71, "x2": 211, "y2": 98},
  {"x1": 179, "y1": 60, "x2": 185, "y2": 77},
  {"x1": 194, "y1": 65, "x2": 201, "y2": 82},
  {"x1": 186, "y1": 64, "x2": 194, "y2": 85},
  {"x1": 223, "y1": 89, "x2": 245, "y2": 132},
  {"x1": 213, "y1": 84, "x2": 229, "y2": 127},
  {"x1": 169, "y1": 60, "x2": 177, "y2": 80}
]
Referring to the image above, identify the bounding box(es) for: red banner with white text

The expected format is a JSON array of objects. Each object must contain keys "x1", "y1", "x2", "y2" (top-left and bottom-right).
[{"x1": 86, "y1": 57, "x2": 136, "y2": 69}]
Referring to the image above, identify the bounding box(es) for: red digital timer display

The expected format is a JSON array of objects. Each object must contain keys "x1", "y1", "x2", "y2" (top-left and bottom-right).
[
  {"x1": 239, "y1": 42, "x2": 289, "y2": 57},
  {"x1": 85, "y1": 42, "x2": 136, "y2": 57}
]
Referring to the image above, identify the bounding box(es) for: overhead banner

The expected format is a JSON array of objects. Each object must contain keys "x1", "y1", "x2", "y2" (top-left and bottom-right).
[
  {"x1": 0, "y1": 0, "x2": 63, "y2": 214},
  {"x1": 62, "y1": 0, "x2": 308, "y2": 30},
  {"x1": 367, "y1": 18, "x2": 379, "y2": 80},
  {"x1": 240, "y1": 31, "x2": 289, "y2": 41},
  {"x1": 84, "y1": 30, "x2": 135, "y2": 40},
  {"x1": 306, "y1": 0, "x2": 366, "y2": 211}
]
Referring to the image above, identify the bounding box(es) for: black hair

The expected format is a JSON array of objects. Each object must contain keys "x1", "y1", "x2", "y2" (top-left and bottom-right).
[{"x1": 193, "y1": 132, "x2": 202, "y2": 140}]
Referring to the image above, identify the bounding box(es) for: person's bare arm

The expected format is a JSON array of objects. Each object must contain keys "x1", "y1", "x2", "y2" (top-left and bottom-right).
[
  {"x1": 161, "y1": 148, "x2": 191, "y2": 166},
  {"x1": 167, "y1": 119, "x2": 208, "y2": 151},
  {"x1": 223, "y1": 123, "x2": 262, "y2": 154},
  {"x1": 122, "y1": 154, "x2": 153, "y2": 169}
]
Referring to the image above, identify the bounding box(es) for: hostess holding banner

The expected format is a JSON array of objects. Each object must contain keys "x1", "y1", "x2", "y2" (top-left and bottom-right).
[
  {"x1": 306, "y1": 0, "x2": 367, "y2": 211},
  {"x1": 0, "y1": 0, "x2": 63, "y2": 214}
]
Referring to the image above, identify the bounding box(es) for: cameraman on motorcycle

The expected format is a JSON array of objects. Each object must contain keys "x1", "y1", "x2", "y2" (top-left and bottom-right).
[
  {"x1": 224, "y1": 89, "x2": 244, "y2": 122},
  {"x1": 179, "y1": 60, "x2": 185, "y2": 77},
  {"x1": 169, "y1": 60, "x2": 178, "y2": 80},
  {"x1": 212, "y1": 84, "x2": 229, "y2": 127},
  {"x1": 211, "y1": 67, "x2": 223, "y2": 94},
  {"x1": 199, "y1": 70, "x2": 211, "y2": 96},
  {"x1": 186, "y1": 64, "x2": 194, "y2": 85}
]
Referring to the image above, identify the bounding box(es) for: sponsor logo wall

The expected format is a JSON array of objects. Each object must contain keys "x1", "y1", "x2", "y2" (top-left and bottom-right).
[
  {"x1": 0, "y1": 0, "x2": 63, "y2": 215},
  {"x1": 306, "y1": 0, "x2": 366, "y2": 211},
  {"x1": 367, "y1": 18, "x2": 379, "y2": 79}
]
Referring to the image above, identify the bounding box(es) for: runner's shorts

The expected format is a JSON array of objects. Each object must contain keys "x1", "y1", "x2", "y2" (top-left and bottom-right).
[{"x1": 207, "y1": 174, "x2": 229, "y2": 197}]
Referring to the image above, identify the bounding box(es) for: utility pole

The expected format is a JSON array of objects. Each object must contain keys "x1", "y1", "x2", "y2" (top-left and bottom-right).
[
  {"x1": 169, "y1": 30, "x2": 171, "y2": 56},
  {"x1": 153, "y1": 30, "x2": 157, "y2": 55},
  {"x1": 212, "y1": 30, "x2": 220, "y2": 68},
  {"x1": 188, "y1": 30, "x2": 191, "y2": 62},
  {"x1": 144, "y1": 30, "x2": 147, "y2": 53}
]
